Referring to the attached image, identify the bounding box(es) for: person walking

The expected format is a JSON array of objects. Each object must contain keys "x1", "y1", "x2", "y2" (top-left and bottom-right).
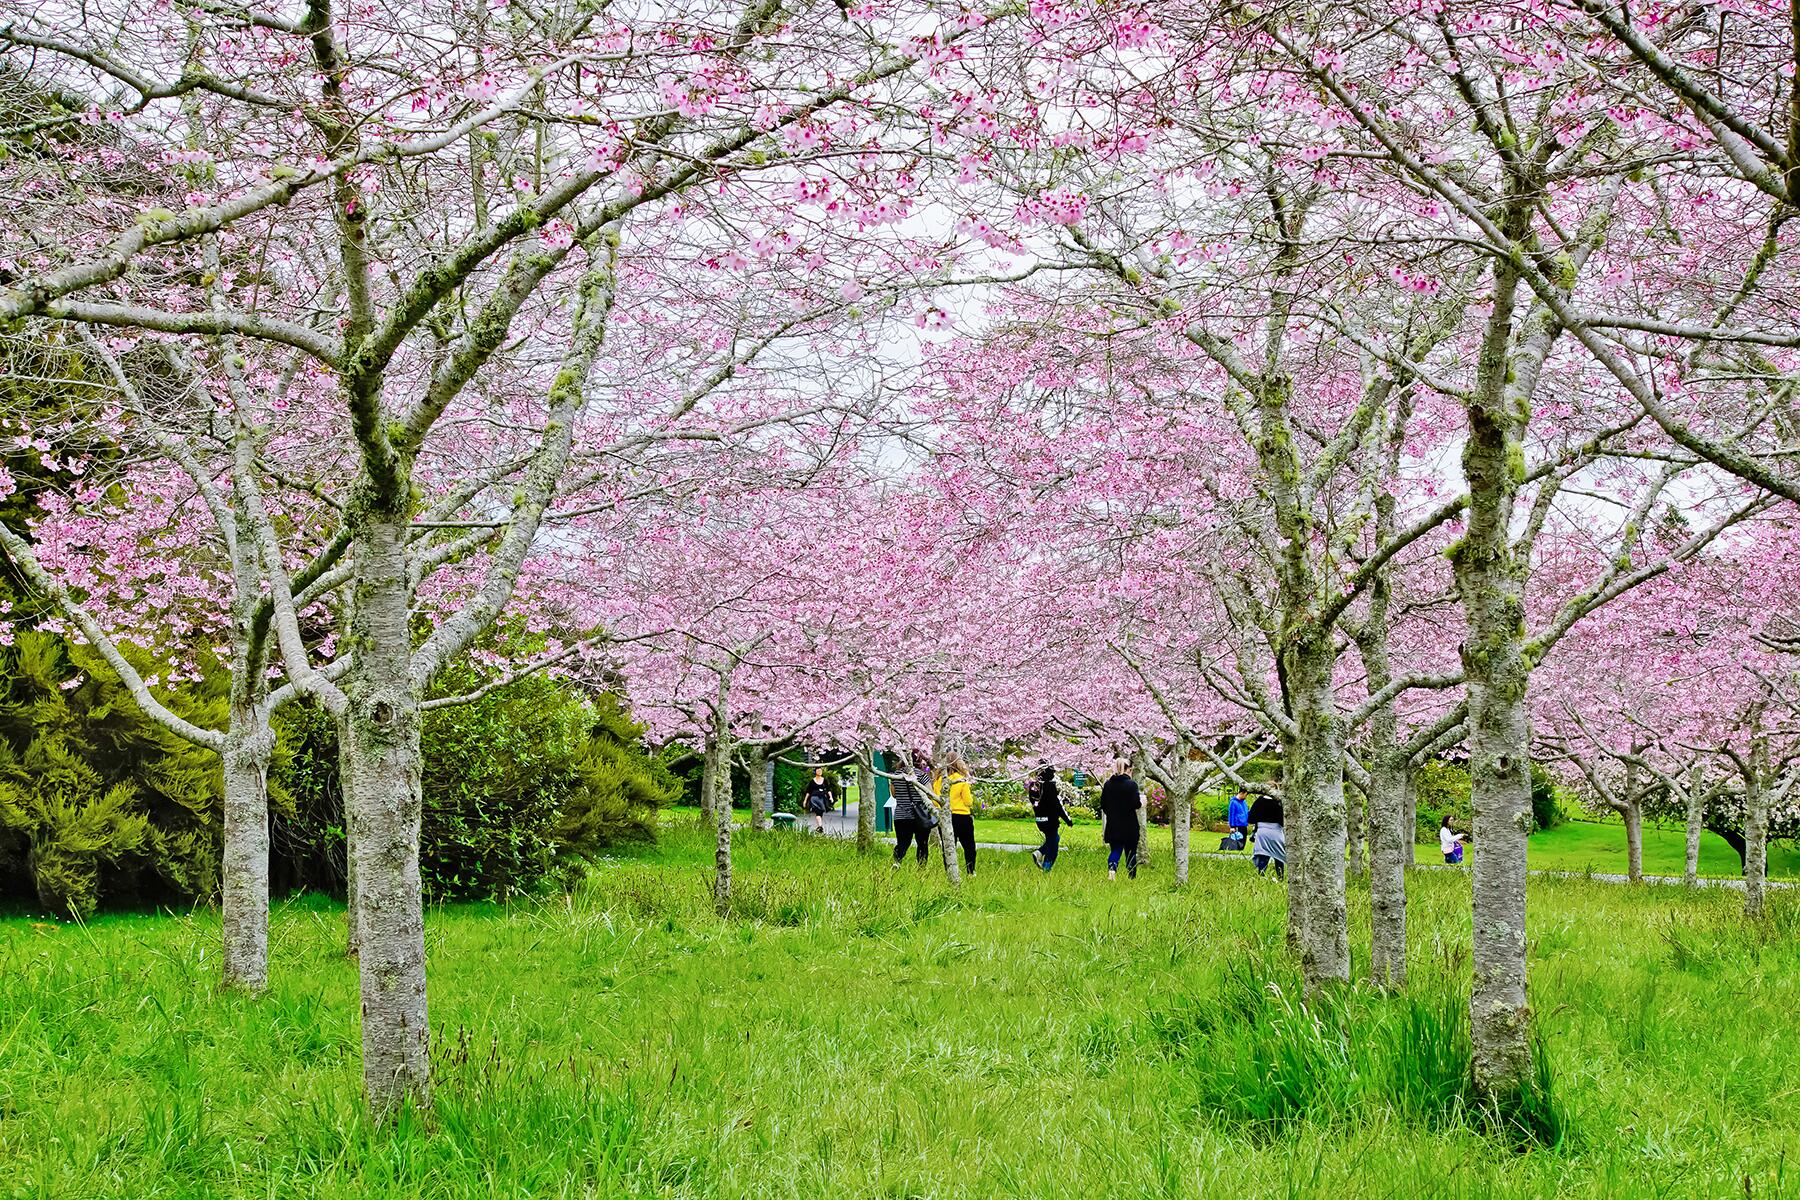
[
  {"x1": 803, "y1": 767, "x2": 836, "y2": 835},
  {"x1": 1099, "y1": 758, "x2": 1143, "y2": 880},
  {"x1": 1247, "y1": 792, "x2": 1286, "y2": 879},
  {"x1": 1227, "y1": 791, "x2": 1250, "y2": 849},
  {"x1": 934, "y1": 756, "x2": 978, "y2": 878},
  {"x1": 1439, "y1": 815, "x2": 1466, "y2": 865},
  {"x1": 1028, "y1": 765, "x2": 1072, "y2": 872},
  {"x1": 889, "y1": 754, "x2": 934, "y2": 867}
]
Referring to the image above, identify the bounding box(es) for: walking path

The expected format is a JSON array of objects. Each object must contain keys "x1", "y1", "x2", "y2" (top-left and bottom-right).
[{"x1": 809, "y1": 804, "x2": 1787, "y2": 889}]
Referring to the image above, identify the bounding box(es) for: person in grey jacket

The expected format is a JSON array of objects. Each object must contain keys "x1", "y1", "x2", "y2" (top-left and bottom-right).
[{"x1": 889, "y1": 752, "x2": 936, "y2": 866}]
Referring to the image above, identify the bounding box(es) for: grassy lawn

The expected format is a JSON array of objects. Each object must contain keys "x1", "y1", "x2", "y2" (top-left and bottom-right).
[
  {"x1": 677, "y1": 804, "x2": 1799, "y2": 881},
  {"x1": 1413, "y1": 817, "x2": 1800, "y2": 880},
  {"x1": 662, "y1": 805, "x2": 1112, "y2": 851},
  {"x1": 4, "y1": 829, "x2": 1799, "y2": 1198}
]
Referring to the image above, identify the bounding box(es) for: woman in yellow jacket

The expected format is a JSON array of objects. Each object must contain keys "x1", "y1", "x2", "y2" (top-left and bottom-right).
[{"x1": 933, "y1": 757, "x2": 977, "y2": 878}]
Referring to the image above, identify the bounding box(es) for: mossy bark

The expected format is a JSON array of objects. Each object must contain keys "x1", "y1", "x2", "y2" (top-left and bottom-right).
[
  {"x1": 1683, "y1": 764, "x2": 1704, "y2": 887},
  {"x1": 220, "y1": 728, "x2": 271, "y2": 993},
  {"x1": 1454, "y1": 210, "x2": 1534, "y2": 1100},
  {"x1": 855, "y1": 743, "x2": 876, "y2": 855},
  {"x1": 745, "y1": 744, "x2": 769, "y2": 832},
  {"x1": 1366, "y1": 752, "x2": 1408, "y2": 989},
  {"x1": 1283, "y1": 637, "x2": 1349, "y2": 991},
  {"x1": 344, "y1": 516, "x2": 431, "y2": 1118}
]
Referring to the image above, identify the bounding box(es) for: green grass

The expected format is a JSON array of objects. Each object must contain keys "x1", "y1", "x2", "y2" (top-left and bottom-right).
[
  {"x1": 680, "y1": 803, "x2": 1800, "y2": 880},
  {"x1": 1409, "y1": 817, "x2": 1800, "y2": 880},
  {"x1": 5, "y1": 830, "x2": 1798, "y2": 1198},
  {"x1": 663, "y1": 805, "x2": 1112, "y2": 850}
]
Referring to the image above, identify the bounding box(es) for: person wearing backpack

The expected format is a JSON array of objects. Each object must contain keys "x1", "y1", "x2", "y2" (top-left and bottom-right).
[{"x1": 889, "y1": 754, "x2": 935, "y2": 867}]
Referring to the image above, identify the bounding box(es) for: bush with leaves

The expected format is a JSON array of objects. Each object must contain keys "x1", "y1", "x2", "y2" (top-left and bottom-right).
[
  {"x1": 0, "y1": 631, "x2": 222, "y2": 916},
  {"x1": 276, "y1": 674, "x2": 674, "y2": 902}
]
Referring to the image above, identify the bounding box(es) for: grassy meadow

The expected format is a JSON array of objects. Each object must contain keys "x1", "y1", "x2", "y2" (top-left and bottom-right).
[
  {"x1": 3, "y1": 827, "x2": 1798, "y2": 1199},
  {"x1": 689, "y1": 802, "x2": 1800, "y2": 879}
]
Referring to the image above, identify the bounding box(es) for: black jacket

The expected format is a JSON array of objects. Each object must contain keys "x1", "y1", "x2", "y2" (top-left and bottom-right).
[
  {"x1": 1030, "y1": 778, "x2": 1072, "y2": 826},
  {"x1": 1100, "y1": 774, "x2": 1142, "y2": 848},
  {"x1": 1247, "y1": 794, "x2": 1284, "y2": 827}
]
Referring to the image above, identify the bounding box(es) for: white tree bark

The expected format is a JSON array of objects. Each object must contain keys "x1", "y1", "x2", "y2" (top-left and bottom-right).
[
  {"x1": 1171, "y1": 782, "x2": 1193, "y2": 887},
  {"x1": 1285, "y1": 638, "x2": 1349, "y2": 990},
  {"x1": 856, "y1": 742, "x2": 877, "y2": 854},
  {"x1": 1454, "y1": 209, "x2": 1535, "y2": 1099},
  {"x1": 220, "y1": 728, "x2": 272, "y2": 992},
  {"x1": 1683, "y1": 762, "x2": 1704, "y2": 887},
  {"x1": 1366, "y1": 753, "x2": 1409, "y2": 990},
  {"x1": 1346, "y1": 781, "x2": 1367, "y2": 877},
  {"x1": 344, "y1": 517, "x2": 431, "y2": 1118},
  {"x1": 744, "y1": 743, "x2": 770, "y2": 832},
  {"x1": 1743, "y1": 730, "x2": 1770, "y2": 920},
  {"x1": 703, "y1": 732, "x2": 732, "y2": 913},
  {"x1": 699, "y1": 738, "x2": 718, "y2": 826}
]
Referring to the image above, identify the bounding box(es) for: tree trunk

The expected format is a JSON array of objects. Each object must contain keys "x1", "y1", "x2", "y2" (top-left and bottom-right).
[
  {"x1": 1283, "y1": 748, "x2": 1306, "y2": 956},
  {"x1": 1683, "y1": 764, "x2": 1703, "y2": 887},
  {"x1": 1368, "y1": 752, "x2": 1408, "y2": 990},
  {"x1": 713, "y1": 757, "x2": 735, "y2": 916},
  {"x1": 1622, "y1": 800, "x2": 1643, "y2": 885},
  {"x1": 220, "y1": 726, "x2": 271, "y2": 993},
  {"x1": 856, "y1": 743, "x2": 876, "y2": 854},
  {"x1": 1454, "y1": 229, "x2": 1535, "y2": 1101},
  {"x1": 704, "y1": 734, "x2": 732, "y2": 913},
  {"x1": 344, "y1": 517, "x2": 431, "y2": 1119},
  {"x1": 930, "y1": 794, "x2": 962, "y2": 888},
  {"x1": 1171, "y1": 782, "x2": 1192, "y2": 887},
  {"x1": 337, "y1": 707, "x2": 361, "y2": 958},
  {"x1": 1346, "y1": 779, "x2": 1367, "y2": 878},
  {"x1": 699, "y1": 738, "x2": 717, "y2": 826},
  {"x1": 1284, "y1": 637, "x2": 1349, "y2": 991},
  {"x1": 745, "y1": 744, "x2": 770, "y2": 832},
  {"x1": 1744, "y1": 765, "x2": 1768, "y2": 920},
  {"x1": 1402, "y1": 767, "x2": 1418, "y2": 868},
  {"x1": 1136, "y1": 800, "x2": 1150, "y2": 869}
]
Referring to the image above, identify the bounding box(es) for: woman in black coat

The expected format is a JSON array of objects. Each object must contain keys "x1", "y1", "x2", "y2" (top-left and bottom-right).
[
  {"x1": 1029, "y1": 765, "x2": 1073, "y2": 872},
  {"x1": 1099, "y1": 759, "x2": 1143, "y2": 880}
]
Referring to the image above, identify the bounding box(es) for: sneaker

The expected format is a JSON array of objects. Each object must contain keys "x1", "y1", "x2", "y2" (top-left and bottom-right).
[
  {"x1": 1032, "y1": 849, "x2": 1043, "y2": 869},
  {"x1": 1108, "y1": 869, "x2": 1117, "y2": 881}
]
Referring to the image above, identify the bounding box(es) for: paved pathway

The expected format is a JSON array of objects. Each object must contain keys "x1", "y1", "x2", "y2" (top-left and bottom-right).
[{"x1": 802, "y1": 804, "x2": 1786, "y2": 889}]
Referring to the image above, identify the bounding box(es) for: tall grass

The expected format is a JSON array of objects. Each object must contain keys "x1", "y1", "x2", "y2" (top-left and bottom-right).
[{"x1": 0, "y1": 829, "x2": 1793, "y2": 1198}]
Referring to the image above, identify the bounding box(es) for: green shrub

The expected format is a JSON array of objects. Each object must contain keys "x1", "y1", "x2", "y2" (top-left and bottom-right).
[
  {"x1": 1530, "y1": 764, "x2": 1563, "y2": 832},
  {"x1": 1414, "y1": 758, "x2": 1472, "y2": 842},
  {"x1": 0, "y1": 632, "x2": 222, "y2": 917},
  {"x1": 274, "y1": 676, "x2": 675, "y2": 903}
]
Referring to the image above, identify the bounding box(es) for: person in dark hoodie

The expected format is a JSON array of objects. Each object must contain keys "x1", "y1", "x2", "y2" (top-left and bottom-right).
[
  {"x1": 889, "y1": 751, "x2": 935, "y2": 867},
  {"x1": 1099, "y1": 758, "x2": 1143, "y2": 880},
  {"x1": 1028, "y1": 765, "x2": 1073, "y2": 872},
  {"x1": 1247, "y1": 792, "x2": 1286, "y2": 879}
]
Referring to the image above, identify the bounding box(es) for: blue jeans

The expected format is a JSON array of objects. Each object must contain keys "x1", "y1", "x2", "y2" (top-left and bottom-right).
[
  {"x1": 1037, "y1": 822, "x2": 1060, "y2": 869},
  {"x1": 1107, "y1": 845, "x2": 1139, "y2": 873}
]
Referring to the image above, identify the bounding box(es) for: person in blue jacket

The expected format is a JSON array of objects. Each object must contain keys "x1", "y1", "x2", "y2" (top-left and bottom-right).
[{"x1": 1227, "y1": 792, "x2": 1250, "y2": 848}]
